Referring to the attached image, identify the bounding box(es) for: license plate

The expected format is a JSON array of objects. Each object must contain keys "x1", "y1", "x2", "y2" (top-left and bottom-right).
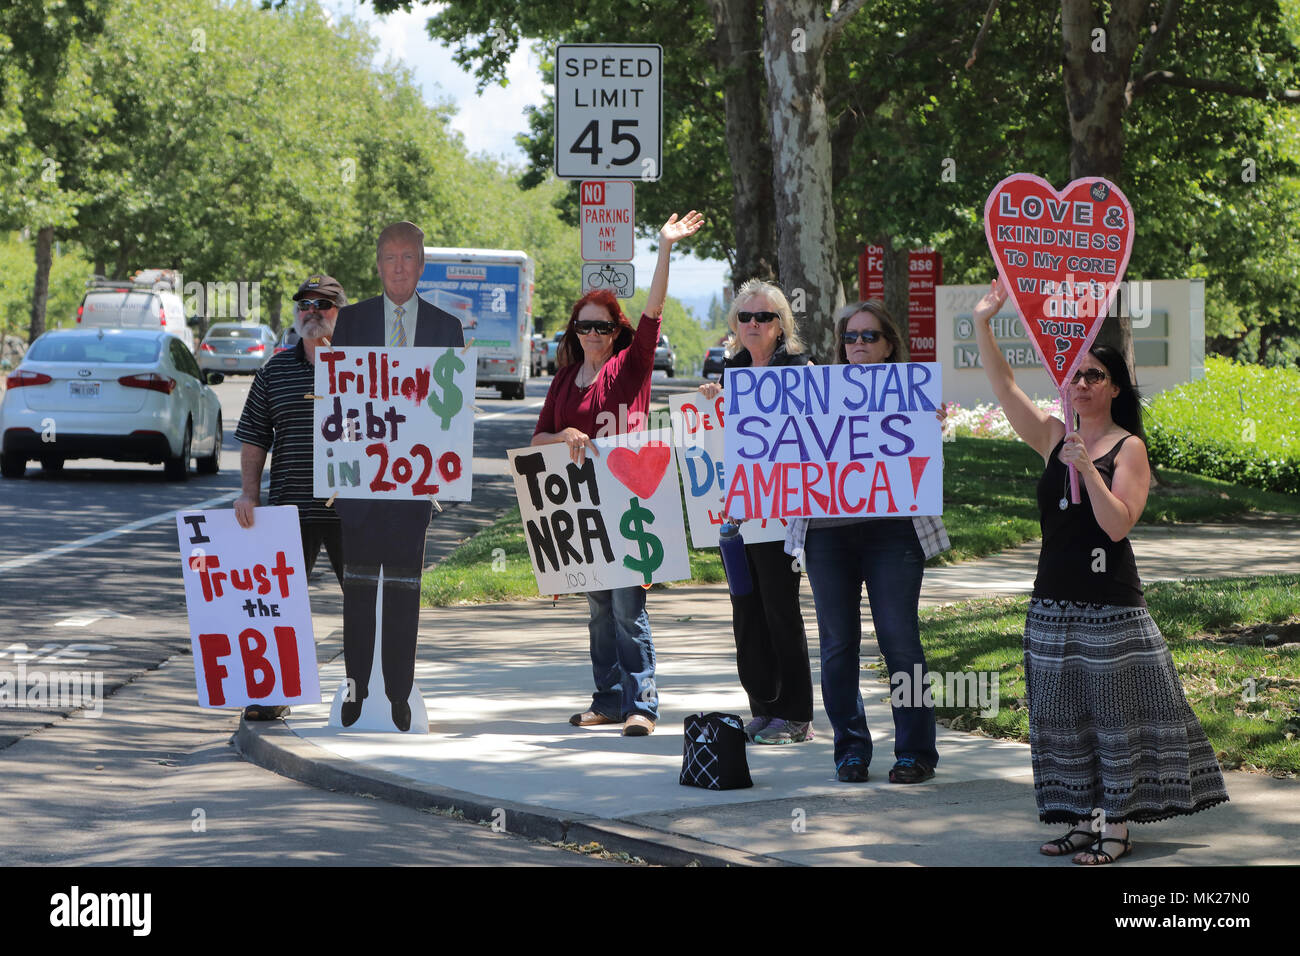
[
  {"x1": 69, "y1": 381, "x2": 100, "y2": 398},
  {"x1": 223, "y1": 358, "x2": 238, "y2": 367}
]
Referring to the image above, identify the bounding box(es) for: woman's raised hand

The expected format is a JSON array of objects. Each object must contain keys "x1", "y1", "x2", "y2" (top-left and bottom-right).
[
  {"x1": 972, "y1": 276, "x2": 1009, "y2": 325},
  {"x1": 660, "y1": 210, "x2": 704, "y2": 246}
]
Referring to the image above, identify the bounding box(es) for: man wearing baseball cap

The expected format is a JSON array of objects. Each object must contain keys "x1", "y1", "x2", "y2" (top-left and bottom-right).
[{"x1": 232, "y1": 273, "x2": 347, "y2": 721}]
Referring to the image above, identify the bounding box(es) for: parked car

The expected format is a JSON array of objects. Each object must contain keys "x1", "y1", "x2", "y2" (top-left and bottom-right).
[
  {"x1": 197, "y1": 323, "x2": 277, "y2": 374},
  {"x1": 77, "y1": 270, "x2": 194, "y2": 350},
  {"x1": 654, "y1": 333, "x2": 676, "y2": 377},
  {"x1": 703, "y1": 346, "x2": 726, "y2": 380},
  {"x1": 273, "y1": 326, "x2": 301, "y2": 355},
  {"x1": 545, "y1": 329, "x2": 566, "y2": 375},
  {"x1": 0, "y1": 328, "x2": 223, "y2": 480}
]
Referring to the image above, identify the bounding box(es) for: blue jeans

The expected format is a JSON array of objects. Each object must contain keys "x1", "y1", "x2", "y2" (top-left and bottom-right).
[
  {"x1": 804, "y1": 519, "x2": 938, "y2": 768},
  {"x1": 585, "y1": 586, "x2": 658, "y2": 721}
]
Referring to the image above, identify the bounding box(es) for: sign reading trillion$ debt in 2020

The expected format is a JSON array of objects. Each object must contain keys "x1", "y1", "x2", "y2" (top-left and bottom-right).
[
  {"x1": 722, "y1": 363, "x2": 945, "y2": 519},
  {"x1": 313, "y1": 346, "x2": 476, "y2": 501},
  {"x1": 507, "y1": 429, "x2": 691, "y2": 595}
]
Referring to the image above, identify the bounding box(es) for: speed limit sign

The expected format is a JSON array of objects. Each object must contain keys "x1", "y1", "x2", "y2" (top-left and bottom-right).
[{"x1": 555, "y1": 44, "x2": 662, "y2": 181}]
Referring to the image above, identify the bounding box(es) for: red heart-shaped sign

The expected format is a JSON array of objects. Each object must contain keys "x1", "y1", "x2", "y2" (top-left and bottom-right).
[
  {"x1": 984, "y1": 174, "x2": 1134, "y2": 390},
  {"x1": 606, "y1": 441, "x2": 671, "y2": 500}
]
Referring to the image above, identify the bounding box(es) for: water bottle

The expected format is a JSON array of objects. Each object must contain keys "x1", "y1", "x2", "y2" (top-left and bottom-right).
[{"x1": 719, "y1": 520, "x2": 752, "y2": 596}]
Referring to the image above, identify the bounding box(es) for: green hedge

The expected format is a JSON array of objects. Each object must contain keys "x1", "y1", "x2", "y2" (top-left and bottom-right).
[{"x1": 1147, "y1": 356, "x2": 1300, "y2": 495}]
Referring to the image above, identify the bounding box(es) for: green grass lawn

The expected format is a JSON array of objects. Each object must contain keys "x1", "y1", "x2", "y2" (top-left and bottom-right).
[{"x1": 903, "y1": 575, "x2": 1300, "y2": 774}]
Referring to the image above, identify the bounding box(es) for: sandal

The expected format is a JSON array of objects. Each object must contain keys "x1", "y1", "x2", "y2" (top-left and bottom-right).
[
  {"x1": 1039, "y1": 827, "x2": 1095, "y2": 856},
  {"x1": 1073, "y1": 835, "x2": 1133, "y2": 866}
]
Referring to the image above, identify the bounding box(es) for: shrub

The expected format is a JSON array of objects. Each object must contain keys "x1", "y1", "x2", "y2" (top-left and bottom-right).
[{"x1": 1146, "y1": 356, "x2": 1300, "y2": 495}]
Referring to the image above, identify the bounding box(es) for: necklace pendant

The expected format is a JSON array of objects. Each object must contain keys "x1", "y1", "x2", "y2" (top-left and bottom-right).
[{"x1": 1058, "y1": 497, "x2": 1069, "y2": 511}]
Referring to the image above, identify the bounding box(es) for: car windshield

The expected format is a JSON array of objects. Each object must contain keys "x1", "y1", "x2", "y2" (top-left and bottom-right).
[
  {"x1": 27, "y1": 336, "x2": 161, "y2": 364},
  {"x1": 207, "y1": 327, "x2": 260, "y2": 338}
]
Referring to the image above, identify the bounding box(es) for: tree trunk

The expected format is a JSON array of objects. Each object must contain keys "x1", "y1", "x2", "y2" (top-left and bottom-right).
[
  {"x1": 763, "y1": 0, "x2": 842, "y2": 360},
  {"x1": 1061, "y1": 0, "x2": 1147, "y2": 375},
  {"x1": 879, "y1": 235, "x2": 910, "y2": 353},
  {"x1": 707, "y1": 0, "x2": 778, "y2": 287},
  {"x1": 29, "y1": 226, "x2": 54, "y2": 342}
]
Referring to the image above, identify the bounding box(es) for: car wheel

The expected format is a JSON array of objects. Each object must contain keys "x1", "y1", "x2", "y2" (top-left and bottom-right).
[
  {"x1": 0, "y1": 452, "x2": 25, "y2": 479},
  {"x1": 165, "y1": 421, "x2": 192, "y2": 481},
  {"x1": 40, "y1": 457, "x2": 65, "y2": 475},
  {"x1": 666, "y1": 365, "x2": 674, "y2": 378},
  {"x1": 196, "y1": 414, "x2": 221, "y2": 475}
]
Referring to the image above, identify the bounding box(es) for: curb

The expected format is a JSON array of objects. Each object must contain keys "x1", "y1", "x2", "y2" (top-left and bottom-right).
[{"x1": 233, "y1": 719, "x2": 785, "y2": 868}]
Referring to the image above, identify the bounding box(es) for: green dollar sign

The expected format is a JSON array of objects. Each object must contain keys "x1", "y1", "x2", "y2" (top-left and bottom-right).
[
  {"x1": 620, "y1": 496, "x2": 663, "y2": 585},
  {"x1": 427, "y1": 350, "x2": 465, "y2": 430}
]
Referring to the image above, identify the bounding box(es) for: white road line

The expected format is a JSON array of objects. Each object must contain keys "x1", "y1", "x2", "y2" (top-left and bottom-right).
[
  {"x1": 475, "y1": 401, "x2": 544, "y2": 422},
  {"x1": 0, "y1": 490, "x2": 241, "y2": 574}
]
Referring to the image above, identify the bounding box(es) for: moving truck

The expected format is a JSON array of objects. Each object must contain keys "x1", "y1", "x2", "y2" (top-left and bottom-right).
[{"x1": 418, "y1": 248, "x2": 534, "y2": 400}]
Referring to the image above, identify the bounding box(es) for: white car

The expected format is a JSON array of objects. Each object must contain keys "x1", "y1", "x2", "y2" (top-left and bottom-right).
[{"x1": 0, "y1": 328, "x2": 223, "y2": 480}]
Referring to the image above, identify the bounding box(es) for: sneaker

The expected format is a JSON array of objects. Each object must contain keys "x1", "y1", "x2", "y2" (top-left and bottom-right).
[
  {"x1": 754, "y1": 719, "x2": 814, "y2": 745},
  {"x1": 836, "y1": 754, "x2": 870, "y2": 782},
  {"x1": 888, "y1": 756, "x2": 935, "y2": 784},
  {"x1": 743, "y1": 716, "x2": 772, "y2": 742}
]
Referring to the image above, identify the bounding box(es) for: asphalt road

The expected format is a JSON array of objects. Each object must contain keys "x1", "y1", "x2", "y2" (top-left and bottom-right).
[{"x1": 0, "y1": 372, "x2": 649, "y2": 865}]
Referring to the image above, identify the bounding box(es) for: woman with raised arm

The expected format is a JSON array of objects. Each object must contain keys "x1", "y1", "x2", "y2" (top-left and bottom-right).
[
  {"x1": 532, "y1": 210, "x2": 704, "y2": 738},
  {"x1": 972, "y1": 276, "x2": 1228, "y2": 864},
  {"x1": 697, "y1": 280, "x2": 816, "y2": 745}
]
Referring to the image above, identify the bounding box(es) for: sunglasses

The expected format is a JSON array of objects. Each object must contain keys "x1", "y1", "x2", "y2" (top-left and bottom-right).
[
  {"x1": 842, "y1": 329, "x2": 883, "y2": 344},
  {"x1": 737, "y1": 310, "x2": 779, "y2": 324},
  {"x1": 1071, "y1": 368, "x2": 1109, "y2": 385},
  {"x1": 297, "y1": 299, "x2": 336, "y2": 312},
  {"x1": 574, "y1": 320, "x2": 616, "y2": 335}
]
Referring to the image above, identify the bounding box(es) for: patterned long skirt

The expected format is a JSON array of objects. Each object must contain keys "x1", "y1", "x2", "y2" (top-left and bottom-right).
[{"x1": 1024, "y1": 599, "x2": 1230, "y2": 824}]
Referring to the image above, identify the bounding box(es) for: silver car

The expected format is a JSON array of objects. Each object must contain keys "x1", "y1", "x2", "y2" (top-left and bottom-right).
[
  {"x1": 198, "y1": 323, "x2": 276, "y2": 374},
  {"x1": 0, "y1": 328, "x2": 223, "y2": 480}
]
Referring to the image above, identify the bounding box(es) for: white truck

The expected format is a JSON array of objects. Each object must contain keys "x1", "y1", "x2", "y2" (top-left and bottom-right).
[{"x1": 418, "y1": 248, "x2": 534, "y2": 400}]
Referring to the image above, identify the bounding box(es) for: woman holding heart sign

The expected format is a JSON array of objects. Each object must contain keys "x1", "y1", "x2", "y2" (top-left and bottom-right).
[
  {"x1": 532, "y1": 209, "x2": 704, "y2": 738},
  {"x1": 973, "y1": 276, "x2": 1228, "y2": 865}
]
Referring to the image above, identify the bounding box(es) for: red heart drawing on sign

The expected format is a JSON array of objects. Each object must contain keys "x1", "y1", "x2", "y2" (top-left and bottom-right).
[
  {"x1": 984, "y1": 174, "x2": 1134, "y2": 390},
  {"x1": 607, "y1": 441, "x2": 672, "y2": 499}
]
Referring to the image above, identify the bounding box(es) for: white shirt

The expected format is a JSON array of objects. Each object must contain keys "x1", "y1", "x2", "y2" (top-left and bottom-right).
[{"x1": 384, "y1": 294, "x2": 419, "y2": 346}]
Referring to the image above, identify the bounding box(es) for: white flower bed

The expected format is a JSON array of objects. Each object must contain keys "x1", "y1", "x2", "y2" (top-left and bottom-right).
[{"x1": 943, "y1": 397, "x2": 1062, "y2": 441}]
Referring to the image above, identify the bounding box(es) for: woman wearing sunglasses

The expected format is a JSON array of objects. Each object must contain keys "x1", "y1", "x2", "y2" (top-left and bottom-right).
[
  {"x1": 972, "y1": 276, "x2": 1227, "y2": 864},
  {"x1": 785, "y1": 301, "x2": 951, "y2": 785},
  {"x1": 698, "y1": 280, "x2": 817, "y2": 746},
  {"x1": 532, "y1": 210, "x2": 704, "y2": 737}
]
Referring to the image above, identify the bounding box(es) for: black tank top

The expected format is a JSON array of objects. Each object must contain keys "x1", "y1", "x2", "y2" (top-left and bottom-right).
[{"x1": 1032, "y1": 435, "x2": 1145, "y2": 606}]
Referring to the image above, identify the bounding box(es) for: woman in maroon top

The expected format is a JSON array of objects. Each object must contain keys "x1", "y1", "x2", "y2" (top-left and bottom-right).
[{"x1": 533, "y1": 210, "x2": 703, "y2": 737}]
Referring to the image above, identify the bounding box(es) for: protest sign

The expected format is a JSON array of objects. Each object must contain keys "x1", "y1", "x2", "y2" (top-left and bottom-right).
[
  {"x1": 984, "y1": 173, "x2": 1135, "y2": 500},
  {"x1": 983, "y1": 174, "x2": 1134, "y2": 389},
  {"x1": 176, "y1": 506, "x2": 321, "y2": 709},
  {"x1": 721, "y1": 363, "x2": 944, "y2": 519},
  {"x1": 313, "y1": 346, "x2": 476, "y2": 501},
  {"x1": 668, "y1": 390, "x2": 787, "y2": 548},
  {"x1": 508, "y1": 429, "x2": 691, "y2": 594}
]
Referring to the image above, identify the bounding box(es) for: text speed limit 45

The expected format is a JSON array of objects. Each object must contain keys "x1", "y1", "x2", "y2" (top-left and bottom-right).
[{"x1": 555, "y1": 44, "x2": 662, "y2": 181}]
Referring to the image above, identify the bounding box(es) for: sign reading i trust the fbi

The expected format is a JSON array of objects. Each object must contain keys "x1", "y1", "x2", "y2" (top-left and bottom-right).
[
  {"x1": 313, "y1": 346, "x2": 476, "y2": 501},
  {"x1": 722, "y1": 364, "x2": 945, "y2": 519},
  {"x1": 176, "y1": 506, "x2": 321, "y2": 709},
  {"x1": 555, "y1": 44, "x2": 662, "y2": 180}
]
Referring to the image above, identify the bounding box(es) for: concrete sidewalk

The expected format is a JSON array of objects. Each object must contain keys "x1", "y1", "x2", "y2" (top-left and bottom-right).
[{"x1": 236, "y1": 515, "x2": 1300, "y2": 866}]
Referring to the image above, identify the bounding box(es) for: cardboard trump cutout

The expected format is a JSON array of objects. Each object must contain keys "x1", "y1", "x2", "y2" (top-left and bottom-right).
[{"x1": 319, "y1": 221, "x2": 470, "y2": 733}]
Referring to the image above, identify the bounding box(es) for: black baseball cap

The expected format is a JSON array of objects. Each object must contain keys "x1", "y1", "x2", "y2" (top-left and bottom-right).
[{"x1": 292, "y1": 273, "x2": 345, "y2": 306}]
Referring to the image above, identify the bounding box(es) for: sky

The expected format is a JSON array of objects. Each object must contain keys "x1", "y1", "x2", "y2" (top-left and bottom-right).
[{"x1": 324, "y1": 1, "x2": 729, "y2": 320}]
